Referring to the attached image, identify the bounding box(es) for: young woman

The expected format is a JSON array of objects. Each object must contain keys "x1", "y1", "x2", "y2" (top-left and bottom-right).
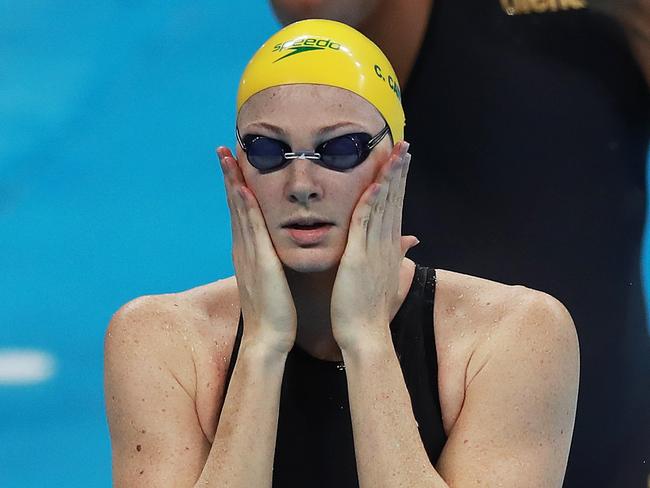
[{"x1": 105, "y1": 20, "x2": 579, "y2": 488}]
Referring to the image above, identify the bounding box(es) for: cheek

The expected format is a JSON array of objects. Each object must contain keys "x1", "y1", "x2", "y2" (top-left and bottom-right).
[
  {"x1": 371, "y1": 140, "x2": 394, "y2": 167},
  {"x1": 247, "y1": 180, "x2": 273, "y2": 213},
  {"x1": 243, "y1": 176, "x2": 283, "y2": 226},
  {"x1": 336, "y1": 175, "x2": 376, "y2": 222},
  {"x1": 354, "y1": 151, "x2": 388, "y2": 193}
]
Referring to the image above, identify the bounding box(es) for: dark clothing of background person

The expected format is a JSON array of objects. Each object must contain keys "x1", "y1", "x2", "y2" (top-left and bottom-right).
[{"x1": 400, "y1": 1, "x2": 649, "y2": 486}]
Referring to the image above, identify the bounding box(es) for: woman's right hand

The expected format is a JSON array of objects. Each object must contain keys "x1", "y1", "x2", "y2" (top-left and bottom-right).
[{"x1": 217, "y1": 146, "x2": 297, "y2": 356}]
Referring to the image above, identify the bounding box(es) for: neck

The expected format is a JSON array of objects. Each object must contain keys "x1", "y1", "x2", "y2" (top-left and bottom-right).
[
  {"x1": 284, "y1": 265, "x2": 342, "y2": 361},
  {"x1": 358, "y1": 0, "x2": 434, "y2": 87},
  {"x1": 282, "y1": 259, "x2": 417, "y2": 362}
]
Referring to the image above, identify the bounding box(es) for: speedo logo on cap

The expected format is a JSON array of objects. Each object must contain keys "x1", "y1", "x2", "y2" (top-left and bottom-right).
[{"x1": 272, "y1": 37, "x2": 341, "y2": 62}]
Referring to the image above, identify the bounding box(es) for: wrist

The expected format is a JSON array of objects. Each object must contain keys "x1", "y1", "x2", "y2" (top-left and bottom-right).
[
  {"x1": 240, "y1": 336, "x2": 290, "y2": 367},
  {"x1": 339, "y1": 327, "x2": 393, "y2": 358}
]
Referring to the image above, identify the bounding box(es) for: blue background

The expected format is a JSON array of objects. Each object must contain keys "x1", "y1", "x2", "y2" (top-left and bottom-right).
[{"x1": 0, "y1": 2, "x2": 648, "y2": 486}]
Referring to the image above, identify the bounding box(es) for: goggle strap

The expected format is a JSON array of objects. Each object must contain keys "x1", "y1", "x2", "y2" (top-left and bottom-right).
[
  {"x1": 285, "y1": 152, "x2": 322, "y2": 160},
  {"x1": 366, "y1": 124, "x2": 390, "y2": 150},
  {"x1": 235, "y1": 127, "x2": 246, "y2": 150}
]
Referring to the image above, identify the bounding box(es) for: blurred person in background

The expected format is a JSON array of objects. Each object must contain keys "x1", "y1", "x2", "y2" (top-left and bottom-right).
[{"x1": 270, "y1": 0, "x2": 649, "y2": 486}]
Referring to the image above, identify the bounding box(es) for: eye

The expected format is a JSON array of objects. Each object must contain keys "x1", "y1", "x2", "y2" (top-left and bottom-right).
[
  {"x1": 242, "y1": 135, "x2": 290, "y2": 170},
  {"x1": 318, "y1": 133, "x2": 372, "y2": 170},
  {"x1": 241, "y1": 134, "x2": 282, "y2": 150}
]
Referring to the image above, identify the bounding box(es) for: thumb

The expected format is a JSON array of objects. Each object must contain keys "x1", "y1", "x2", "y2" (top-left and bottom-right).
[{"x1": 400, "y1": 235, "x2": 420, "y2": 257}]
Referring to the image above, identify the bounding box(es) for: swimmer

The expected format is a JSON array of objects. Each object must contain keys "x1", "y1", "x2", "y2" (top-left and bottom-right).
[{"x1": 104, "y1": 20, "x2": 579, "y2": 487}]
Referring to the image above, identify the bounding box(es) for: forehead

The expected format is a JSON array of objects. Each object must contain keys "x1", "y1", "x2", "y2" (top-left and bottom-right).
[{"x1": 237, "y1": 84, "x2": 384, "y2": 129}]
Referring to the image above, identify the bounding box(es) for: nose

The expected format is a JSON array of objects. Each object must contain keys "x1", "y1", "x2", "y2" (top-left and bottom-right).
[{"x1": 285, "y1": 157, "x2": 322, "y2": 204}]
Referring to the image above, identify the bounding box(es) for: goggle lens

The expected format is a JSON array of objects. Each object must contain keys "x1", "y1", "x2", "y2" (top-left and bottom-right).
[
  {"x1": 238, "y1": 124, "x2": 389, "y2": 173},
  {"x1": 244, "y1": 136, "x2": 288, "y2": 170},
  {"x1": 319, "y1": 134, "x2": 369, "y2": 170}
]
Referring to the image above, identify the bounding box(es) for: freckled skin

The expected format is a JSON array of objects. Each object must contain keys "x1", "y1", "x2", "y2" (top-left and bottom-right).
[
  {"x1": 106, "y1": 242, "x2": 578, "y2": 486},
  {"x1": 105, "y1": 81, "x2": 578, "y2": 486},
  {"x1": 236, "y1": 84, "x2": 393, "y2": 275}
]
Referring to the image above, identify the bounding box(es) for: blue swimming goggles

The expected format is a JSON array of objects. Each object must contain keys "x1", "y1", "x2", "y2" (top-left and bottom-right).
[{"x1": 235, "y1": 124, "x2": 391, "y2": 174}]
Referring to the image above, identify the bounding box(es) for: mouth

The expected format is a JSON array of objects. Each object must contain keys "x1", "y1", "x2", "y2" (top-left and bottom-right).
[
  {"x1": 281, "y1": 217, "x2": 335, "y2": 229},
  {"x1": 282, "y1": 222, "x2": 334, "y2": 245},
  {"x1": 284, "y1": 223, "x2": 331, "y2": 230}
]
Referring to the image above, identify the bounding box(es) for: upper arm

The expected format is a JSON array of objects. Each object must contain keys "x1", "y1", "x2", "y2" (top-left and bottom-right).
[
  {"x1": 435, "y1": 290, "x2": 580, "y2": 487},
  {"x1": 590, "y1": 0, "x2": 650, "y2": 86},
  {"x1": 624, "y1": 28, "x2": 650, "y2": 86},
  {"x1": 104, "y1": 296, "x2": 211, "y2": 487}
]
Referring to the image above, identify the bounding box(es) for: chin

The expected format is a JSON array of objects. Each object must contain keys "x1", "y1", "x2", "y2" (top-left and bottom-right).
[{"x1": 279, "y1": 247, "x2": 341, "y2": 273}]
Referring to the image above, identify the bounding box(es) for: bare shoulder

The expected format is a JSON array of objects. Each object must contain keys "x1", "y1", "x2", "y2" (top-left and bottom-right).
[
  {"x1": 104, "y1": 277, "x2": 241, "y2": 485},
  {"x1": 105, "y1": 278, "x2": 237, "y2": 390},
  {"x1": 432, "y1": 269, "x2": 579, "y2": 486},
  {"x1": 432, "y1": 269, "x2": 578, "y2": 435},
  {"x1": 433, "y1": 267, "x2": 576, "y2": 346}
]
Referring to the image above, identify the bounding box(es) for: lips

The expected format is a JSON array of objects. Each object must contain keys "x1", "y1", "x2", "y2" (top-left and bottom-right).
[
  {"x1": 281, "y1": 216, "x2": 335, "y2": 245},
  {"x1": 287, "y1": 223, "x2": 329, "y2": 230},
  {"x1": 282, "y1": 218, "x2": 334, "y2": 229},
  {"x1": 284, "y1": 223, "x2": 334, "y2": 245}
]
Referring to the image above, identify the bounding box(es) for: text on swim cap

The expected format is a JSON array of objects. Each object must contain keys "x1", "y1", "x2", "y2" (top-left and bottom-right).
[
  {"x1": 374, "y1": 64, "x2": 401, "y2": 101},
  {"x1": 272, "y1": 38, "x2": 341, "y2": 62},
  {"x1": 500, "y1": 0, "x2": 585, "y2": 15}
]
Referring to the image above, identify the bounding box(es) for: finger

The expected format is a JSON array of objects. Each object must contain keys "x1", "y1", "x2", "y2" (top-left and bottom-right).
[
  {"x1": 235, "y1": 186, "x2": 257, "y2": 263},
  {"x1": 219, "y1": 151, "x2": 255, "y2": 263},
  {"x1": 227, "y1": 191, "x2": 247, "y2": 272},
  {"x1": 392, "y1": 150, "x2": 411, "y2": 244},
  {"x1": 217, "y1": 151, "x2": 244, "y2": 243},
  {"x1": 217, "y1": 148, "x2": 238, "y2": 205},
  {"x1": 238, "y1": 185, "x2": 281, "y2": 267},
  {"x1": 218, "y1": 147, "x2": 246, "y2": 190},
  {"x1": 368, "y1": 145, "x2": 402, "y2": 249},
  {"x1": 221, "y1": 152, "x2": 280, "y2": 266},
  {"x1": 381, "y1": 142, "x2": 409, "y2": 244},
  {"x1": 218, "y1": 148, "x2": 252, "y2": 235},
  {"x1": 216, "y1": 146, "x2": 234, "y2": 162},
  {"x1": 217, "y1": 146, "x2": 238, "y2": 189},
  {"x1": 367, "y1": 174, "x2": 389, "y2": 250},
  {"x1": 346, "y1": 181, "x2": 383, "y2": 256},
  {"x1": 347, "y1": 141, "x2": 401, "y2": 255},
  {"x1": 400, "y1": 235, "x2": 420, "y2": 258}
]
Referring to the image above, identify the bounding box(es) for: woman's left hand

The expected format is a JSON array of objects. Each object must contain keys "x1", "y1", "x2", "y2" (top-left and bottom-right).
[{"x1": 330, "y1": 141, "x2": 418, "y2": 352}]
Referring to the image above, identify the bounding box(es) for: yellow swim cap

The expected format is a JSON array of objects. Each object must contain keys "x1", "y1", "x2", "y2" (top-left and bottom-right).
[{"x1": 237, "y1": 19, "x2": 405, "y2": 142}]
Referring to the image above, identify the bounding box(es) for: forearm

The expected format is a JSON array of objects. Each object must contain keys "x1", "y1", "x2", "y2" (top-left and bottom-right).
[
  {"x1": 194, "y1": 338, "x2": 287, "y2": 488},
  {"x1": 341, "y1": 332, "x2": 449, "y2": 488}
]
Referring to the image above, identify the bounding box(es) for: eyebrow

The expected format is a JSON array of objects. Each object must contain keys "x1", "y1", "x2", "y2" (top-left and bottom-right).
[
  {"x1": 244, "y1": 122, "x2": 287, "y2": 136},
  {"x1": 316, "y1": 122, "x2": 365, "y2": 135},
  {"x1": 243, "y1": 121, "x2": 366, "y2": 136}
]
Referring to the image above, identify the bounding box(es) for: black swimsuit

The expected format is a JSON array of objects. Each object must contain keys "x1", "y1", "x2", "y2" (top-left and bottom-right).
[{"x1": 223, "y1": 264, "x2": 445, "y2": 487}]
